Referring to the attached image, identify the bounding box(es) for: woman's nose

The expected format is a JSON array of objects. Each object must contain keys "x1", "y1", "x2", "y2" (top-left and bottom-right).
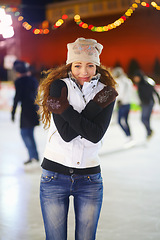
[{"x1": 81, "y1": 68, "x2": 88, "y2": 75}]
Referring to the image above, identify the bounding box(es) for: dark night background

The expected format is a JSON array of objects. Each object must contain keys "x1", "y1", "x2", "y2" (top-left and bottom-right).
[
  {"x1": 21, "y1": 0, "x2": 68, "y2": 23},
  {"x1": 17, "y1": 0, "x2": 160, "y2": 82}
]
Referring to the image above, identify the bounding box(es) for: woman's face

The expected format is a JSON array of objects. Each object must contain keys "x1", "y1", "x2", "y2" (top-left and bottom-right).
[
  {"x1": 133, "y1": 75, "x2": 141, "y2": 84},
  {"x1": 71, "y1": 61, "x2": 96, "y2": 86}
]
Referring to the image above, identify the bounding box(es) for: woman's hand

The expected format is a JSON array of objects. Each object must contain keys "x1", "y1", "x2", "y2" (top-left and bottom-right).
[
  {"x1": 47, "y1": 87, "x2": 69, "y2": 114},
  {"x1": 93, "y1": 86, "x2": 118, "y2": 108}
]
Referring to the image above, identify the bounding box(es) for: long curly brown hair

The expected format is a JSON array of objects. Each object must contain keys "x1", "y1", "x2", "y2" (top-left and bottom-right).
[{"x1": 35, "y1": 64, "x2": 117, "y2": 129}]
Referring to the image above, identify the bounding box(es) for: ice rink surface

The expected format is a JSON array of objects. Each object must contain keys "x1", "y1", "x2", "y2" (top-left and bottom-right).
[{"x1": 0, "y1": 108, "x2": 160, "y2": 240}]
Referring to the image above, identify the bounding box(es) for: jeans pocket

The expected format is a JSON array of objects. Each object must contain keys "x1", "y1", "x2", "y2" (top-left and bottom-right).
[
  {"x1": 40, "y1": 169, "x2": 55, "y2": 183},
  {"x1": 88, "y1": 173, "x2": 103, "y2": 183},
  {"x1": 41, "y1": 175, "x2": 54, "y2": 183}
]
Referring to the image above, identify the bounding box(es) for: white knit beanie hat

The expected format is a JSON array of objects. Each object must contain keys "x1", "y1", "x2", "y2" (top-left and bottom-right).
[{"x1": 66, "y1": 37, "x2": 103, "y2": 66}]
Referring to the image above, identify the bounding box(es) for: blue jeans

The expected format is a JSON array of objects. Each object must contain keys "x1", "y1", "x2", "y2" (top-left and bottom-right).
[
  {"x1": 118, "y1": 104, "x2": 131, "y2": 136},
  {"x1": 40, "y1": 169, "x2": 103, "y2": 240},
  {"x1": 20, "y1": 127, "x2": 39, "y2": 160},
  {"x1": 141, "y1": 100, "x2": 154, "y2": 136}
]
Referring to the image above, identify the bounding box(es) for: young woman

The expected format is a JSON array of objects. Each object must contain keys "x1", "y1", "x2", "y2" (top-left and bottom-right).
[{"x1": 36, "y1": 38, "x2": 118, "y2": 240}]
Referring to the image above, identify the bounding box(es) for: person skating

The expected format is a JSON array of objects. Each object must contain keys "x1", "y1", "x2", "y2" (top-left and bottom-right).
[
  {"x1": 112, "y1": 67, "x2": 134, "y2": 144},
  {"x1": 133, "y1": 70, "x2": 160, "y2": 139},
  {"x1": 36, "y1": 37, "x2": 118, "y2": 240},
  {"x1": 11, "y1": 60, "x2": 40, "y2": 165}
]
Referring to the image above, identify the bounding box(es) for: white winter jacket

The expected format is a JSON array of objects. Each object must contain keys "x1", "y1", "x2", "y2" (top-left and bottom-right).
[
  {"x1": 116, "y1": 75, "x2": 133, "y2": 105},
  {"x1": 44, "y1": 76, "x2": 105, "y2": 169}
]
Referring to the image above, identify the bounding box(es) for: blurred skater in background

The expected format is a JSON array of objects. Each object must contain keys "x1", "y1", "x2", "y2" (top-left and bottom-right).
[
  {"x1": 133, "y1": 70, "x2": 160, "y2": 139},
  {"x1": 112, "y1": 67, "x2": 134, "y2": 143},
  {"x1": 11, "y1": 60, "x2": 40, "y2": 165}
]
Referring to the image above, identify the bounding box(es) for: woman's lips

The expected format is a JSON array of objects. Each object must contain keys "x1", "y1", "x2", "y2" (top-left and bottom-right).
[{"x1": 79, "y1": 77, "x2": 89, "y2": 81}]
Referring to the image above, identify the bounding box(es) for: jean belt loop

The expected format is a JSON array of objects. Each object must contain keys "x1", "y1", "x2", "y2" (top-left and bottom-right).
[{"x1": 54, "y1": 172, "x2": 58, "y2": 179}]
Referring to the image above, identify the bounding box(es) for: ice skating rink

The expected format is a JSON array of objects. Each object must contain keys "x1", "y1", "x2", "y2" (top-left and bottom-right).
[{"x1": 0, "y1": 108, "x2": 160, "y2": 240}]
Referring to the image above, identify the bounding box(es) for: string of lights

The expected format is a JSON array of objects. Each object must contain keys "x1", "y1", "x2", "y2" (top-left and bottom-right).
[
  {"x1": 1, "y1": 5, "x2": 67, "y2": 35},
  {"x1": 0, "y1": 0, "x2": 160, "y2": 36},
  {"x1": 74, "y1": 1, "x2": 160, "y2": 32}
]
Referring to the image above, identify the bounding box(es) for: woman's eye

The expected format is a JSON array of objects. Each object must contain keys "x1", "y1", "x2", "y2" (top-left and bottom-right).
[
  {"x1": 75, "y1": 65, "x2": 80, "y2": 68},
  {"x1": 88, "y1": 65, "x2": 94, "y2": 68}
]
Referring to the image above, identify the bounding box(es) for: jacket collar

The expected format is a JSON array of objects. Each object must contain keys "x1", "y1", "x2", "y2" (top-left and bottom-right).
[{"x1": 68, "y1": 71, "x2": 101, "y2": 92}]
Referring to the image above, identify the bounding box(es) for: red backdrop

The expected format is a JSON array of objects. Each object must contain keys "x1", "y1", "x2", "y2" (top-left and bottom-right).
[{"x1": 19, "y1": 7, "x2": 160, "y2": 77}]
